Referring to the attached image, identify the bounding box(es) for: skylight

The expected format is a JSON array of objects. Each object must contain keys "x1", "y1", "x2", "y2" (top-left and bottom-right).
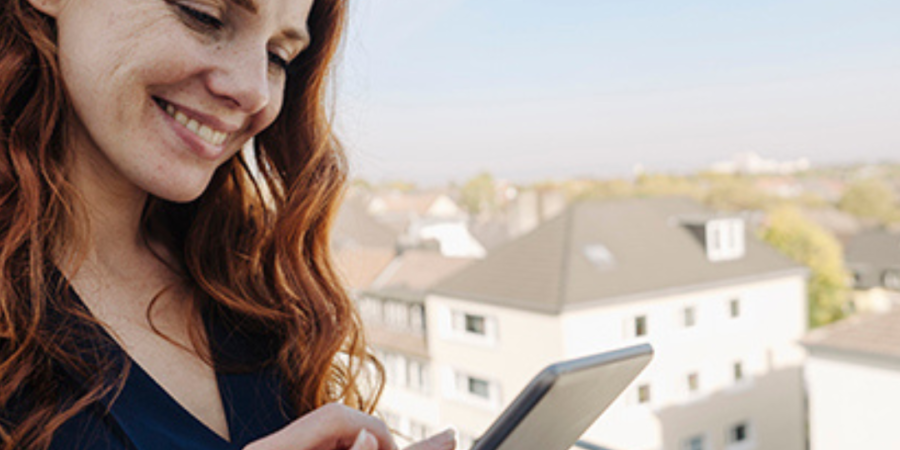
[{"x1": 583, "y1": 244, "x2": 616, "y2": 270}]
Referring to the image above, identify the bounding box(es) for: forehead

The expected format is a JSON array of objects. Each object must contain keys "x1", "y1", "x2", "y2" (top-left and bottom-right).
[{"x1": 243, "y1": 0, "x2": 315, "y2": 35}]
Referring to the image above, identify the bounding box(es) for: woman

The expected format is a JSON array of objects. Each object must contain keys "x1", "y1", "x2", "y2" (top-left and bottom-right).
[{"x1": 0, "y1": 0, "x2": 454, "y2": 449}]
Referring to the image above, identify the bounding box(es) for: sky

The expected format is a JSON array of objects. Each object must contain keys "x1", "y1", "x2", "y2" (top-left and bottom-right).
[{"x1": 334, "y1": 0, "x2": 900, "y2": 186}]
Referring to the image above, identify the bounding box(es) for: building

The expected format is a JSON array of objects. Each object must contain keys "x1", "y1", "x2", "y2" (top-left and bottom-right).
[
  {"x1": 354, "y1": 250, "x2": 476, "y2": 443},
  {"x1": 367, "y1": 191, "x2": 487, "y2": 258},
  {"x1": 377, "y1": 198, "x2": 808, "y2": 450},
  {"x1": 803, "y1": 309, "x2": 900, "y2": 450},
  {"x1": 844, "y1": 229, "x2": 900, "y2": 313}
]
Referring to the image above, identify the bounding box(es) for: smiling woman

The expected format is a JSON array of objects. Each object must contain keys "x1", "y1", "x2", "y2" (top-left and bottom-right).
[{"x1": 0, "y1": 0, "x2": 454, "y2": 449}]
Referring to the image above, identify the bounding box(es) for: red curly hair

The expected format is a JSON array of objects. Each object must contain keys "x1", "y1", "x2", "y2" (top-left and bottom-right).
[{"x1": 0, "y1": 0, "x2": 382, "y2": 448}]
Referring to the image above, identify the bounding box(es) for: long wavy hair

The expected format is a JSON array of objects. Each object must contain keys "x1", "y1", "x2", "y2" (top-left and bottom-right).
[{"x1": 0, "y1": 0, "x2": 382, "y2": 448}]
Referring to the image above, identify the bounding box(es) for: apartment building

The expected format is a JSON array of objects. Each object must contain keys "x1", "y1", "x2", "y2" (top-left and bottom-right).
[
  {"x1": 370, "y1": 198, "x2": 808, "y2": 450},
  {"x1": 804, "y1": 309, "x2": 900, "y2": 450}
]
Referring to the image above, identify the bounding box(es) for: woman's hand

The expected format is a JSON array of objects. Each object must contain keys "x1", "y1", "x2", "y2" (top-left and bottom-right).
[{"x1": 243, "y1": 403, "x2": 456, "y2": 450}]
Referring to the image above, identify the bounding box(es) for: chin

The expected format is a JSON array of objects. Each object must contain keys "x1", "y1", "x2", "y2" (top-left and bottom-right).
[{"x1": 144, "y1": 177, "x2": 215, "y2": 204}]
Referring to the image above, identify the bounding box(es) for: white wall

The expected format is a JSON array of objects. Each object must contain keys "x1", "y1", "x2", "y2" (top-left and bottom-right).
[
  {"x1": 807, "y1": 352, "x2": 900, "y2": 450},
  {"x1": 560, "y1": 275, "x2": 807, "y2": 450},
  {"x1": 417, "y1": 274, "x2": 807, "y2": 450},
  {"x1": 426, "y1": 294, "x2": 563, "y2": 439}
]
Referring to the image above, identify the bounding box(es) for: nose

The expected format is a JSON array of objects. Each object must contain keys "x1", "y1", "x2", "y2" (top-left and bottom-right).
[{"x1": 206, "y1": 44, "x2": 271, "y2": 114}]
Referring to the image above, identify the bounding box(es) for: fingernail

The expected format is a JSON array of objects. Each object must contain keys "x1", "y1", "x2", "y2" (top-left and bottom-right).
[{"x1": 353, "y1": 429, "x2": 376, "y2": 450}]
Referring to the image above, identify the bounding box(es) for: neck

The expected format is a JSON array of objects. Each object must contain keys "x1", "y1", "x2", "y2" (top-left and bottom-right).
[{"x1": 62, "y1": 143, "x2": 161, "y2": 284}]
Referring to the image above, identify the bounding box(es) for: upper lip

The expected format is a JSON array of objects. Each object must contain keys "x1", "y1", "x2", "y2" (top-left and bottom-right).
[{"x1": 155, "y1": 97, "x2": 242, "y2": 134}]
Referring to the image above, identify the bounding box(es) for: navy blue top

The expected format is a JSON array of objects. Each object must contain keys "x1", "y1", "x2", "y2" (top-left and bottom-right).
[{"x1": 36, "y1": 282, "x2": 296, "y2": 450}]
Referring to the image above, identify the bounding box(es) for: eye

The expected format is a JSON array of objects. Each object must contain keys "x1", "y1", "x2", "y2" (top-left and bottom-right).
[
  {"x1": 268, "y1": 52, "x2": 291, "y2": 72},
  {"x1": 176, "y1": 4, "x2": 224, "y2": 31}
]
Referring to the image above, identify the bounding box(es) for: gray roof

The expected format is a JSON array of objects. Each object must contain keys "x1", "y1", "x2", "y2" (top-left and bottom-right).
[
  {"x1": 365, "y1": 250, "x2": 475, "y2": 303},
  {"x1": 433, "y1": 198, "x2": 805, "y2": 314},
  {"x1": 803, "y1": 309, "x2": 900, "y2": 363},
  {"x1": 332, "y1": 198, "x2": 398, "y2": 250},
  {"x1": 845, "y1": 229, "x2": 900, "y2": 289}
]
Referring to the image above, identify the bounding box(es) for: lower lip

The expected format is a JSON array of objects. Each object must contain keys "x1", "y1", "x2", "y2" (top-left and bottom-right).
[{"x1": 156, "y1": 100, "x2": 227, "y2": 162}]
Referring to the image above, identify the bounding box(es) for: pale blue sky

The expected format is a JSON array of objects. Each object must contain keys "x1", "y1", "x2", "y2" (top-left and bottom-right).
[{"x1": 336, "y1": 0, "x2": 900, "y2": 185}]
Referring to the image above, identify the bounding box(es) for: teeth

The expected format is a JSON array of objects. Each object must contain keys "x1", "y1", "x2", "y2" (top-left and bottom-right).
[{"x1": 160, "y1": 100, "x2": 230, "y2": 146}]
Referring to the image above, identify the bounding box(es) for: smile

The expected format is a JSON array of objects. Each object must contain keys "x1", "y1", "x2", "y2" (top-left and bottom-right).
[{"x1": 156, "y1": 99, "x2": 230, "y2": 146}]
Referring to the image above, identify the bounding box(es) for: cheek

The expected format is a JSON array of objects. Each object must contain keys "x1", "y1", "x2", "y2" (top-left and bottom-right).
[{"x1": 255, "y1": 88, "x2": 287, "y2": 132}]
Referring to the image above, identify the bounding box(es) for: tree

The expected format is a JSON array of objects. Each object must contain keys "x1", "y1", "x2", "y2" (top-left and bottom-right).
[
  {"x1": 760, "y1": 206, "x2": 849, "y2": 327},
  {"x1": 459, "y1": 171, "x2": 497, "y2": 216},
  {"x1": 837, "y1": 178, "x2": 898, "y2": 223}
]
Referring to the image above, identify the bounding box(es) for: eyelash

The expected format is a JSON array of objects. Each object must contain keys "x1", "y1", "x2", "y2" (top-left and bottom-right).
[{"x1": 176, "y1": 4, "x2": 291, "y2": 72}]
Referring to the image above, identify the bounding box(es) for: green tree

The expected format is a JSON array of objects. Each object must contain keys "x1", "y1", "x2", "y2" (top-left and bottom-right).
[
  {"x1": 635, "y1": 174, "x2": 704, "y2": 199},
  {"x1": 760, "y1": 206, "x2": 849, "y2": 327},
  {"x1": 459, "y1": 171, "x2": 497, "y2": 216},
  {"x1": 703, "y1": 177, "x2": 775, "y2": 211},
  {"x1": 837, "y1": 178, "x2": 898, "y2": 223}
]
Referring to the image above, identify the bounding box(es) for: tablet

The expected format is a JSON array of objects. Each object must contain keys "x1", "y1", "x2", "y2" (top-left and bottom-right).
[{"x1": 471, "y1": 343, "x2": 653, "y2": 450}]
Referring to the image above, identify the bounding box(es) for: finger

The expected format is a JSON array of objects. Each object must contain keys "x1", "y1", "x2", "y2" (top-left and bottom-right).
[
  {"x1": 403, "y1": 429, "x2": 456, "y2": 450},
  {"x1": 245, "y1": 403, "x2": 398, "y2": 450},
  {"x1": 351, "y1": 429, "x2": 379, "y2": 450}
]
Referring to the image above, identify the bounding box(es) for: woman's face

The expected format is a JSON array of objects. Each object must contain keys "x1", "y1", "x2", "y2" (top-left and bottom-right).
[{"x1": 35, "y1": 0, "x2": 314, "y2": 202}]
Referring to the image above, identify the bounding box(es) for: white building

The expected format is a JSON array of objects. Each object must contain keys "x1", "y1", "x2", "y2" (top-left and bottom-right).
[
  {"x1": 803, "y1": 309, "x2": 900, "y2": 450},
  {"x1": 367, "y1": 192, "x2": 486, "y2": 258},
  {"x1": 374, "y1": 198, "x2": 809, "y2": 450}
]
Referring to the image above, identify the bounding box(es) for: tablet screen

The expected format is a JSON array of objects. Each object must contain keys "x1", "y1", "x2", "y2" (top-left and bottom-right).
[{"x1": 472, "y1": 344, "x2": 653, "y2": 450}]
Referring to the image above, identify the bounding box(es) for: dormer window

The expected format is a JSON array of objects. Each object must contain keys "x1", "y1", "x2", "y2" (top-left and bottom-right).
[{"x1": 705, "y1": 218, "x2": 745, "y2": 262}]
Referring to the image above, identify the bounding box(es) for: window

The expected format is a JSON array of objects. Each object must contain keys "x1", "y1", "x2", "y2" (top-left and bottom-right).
[
  {"x1": 638, "y1": 384, "x2": 651, "y2": 404},
  {"x1": 409, "y1": 420, "x2": 429, "y2": 441},
  {"x1": 682, "y1": 435, "x2": 707, "y2": 450},
  {"x1": 409, "y1": 304, "x2": 426, "y2": 334},
  {"x1": 583, "y1": 244, "x2": 616, "y2": 270},
  {"x1": 684, "y1": 307, "x2": 696, "y2": 328},
  {"x1": 385, "y1": 301, "x2": 409, "y2": 329},
  {"x1": 635, "y1": 315, "x2": 648, "y2": 337},
  {"x1": 407, "y1": 359, "x2": 430, "y2": 393},
  {"x1": 730, "y1": 298, "x2": 741, "y2": 318},
  {"x1": 687, "y1": 372, "x2": 699, "y2": 393},
  {"x1": 449, "y1": 310, "x2": 497, "y2": 343},
  {"x1": 465, "y1": 314, "x2": 486, "y2": 335},
  {"x1": 727, "y1": 421, "x2": 752, "y2": 446},
  {"x1": 706, "y1": 219, "x2": 746, "y2": 262},
  {"x1": 450, "y1": 370, "x2": 499, "y2": 405},
  {"x1": 468, "y1": 377, "x2": 490, "y2": 399},
  {"x1": 733, "y1": 362, "x2": 744, "y2": 382}
]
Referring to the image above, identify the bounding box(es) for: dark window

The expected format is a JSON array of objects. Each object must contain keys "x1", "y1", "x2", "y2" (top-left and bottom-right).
[
  {"x1": 684, "y1": 307, "x2": 696, "y2": 327},
  {"x1": 730, "y1": 299, "x2": 740, "y2": 318},
  {"x1": 638, "y1": 384, "x2": 651, "y2": 404},
  {"x1": 729, "y1": 422, "x2": 749, "y2": 443},
  {"x1": 683, "y1": 435, "x2": 705, "y2": 450},
  {"x1": 734, "y1": 362, "x2": 744, "y2": 382},
  {"x1": 465, "y1": 314, "x2": 486, "y2": 335},
  {"x1": 635, "y1": 315, "x2": 648, "y2": 337},
  {"x1": 688, "y1": 373, "x2": 699, "y2": 392},
  {"x1": 468, "y1": 377, "x2": 490, "y2": 399}
]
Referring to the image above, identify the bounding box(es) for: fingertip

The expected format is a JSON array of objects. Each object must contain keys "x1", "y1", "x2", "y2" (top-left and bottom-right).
[{"x1": 352, "y1": 429, "x2": 378, "y2": 450}]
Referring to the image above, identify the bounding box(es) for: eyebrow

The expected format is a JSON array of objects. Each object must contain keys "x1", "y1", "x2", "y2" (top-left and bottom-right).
[
  {"x1": 226, "y1": 0, "x2": 310, "y2": 45},
  {"x1": 227, "y1": 0, "x2": 258, "y2": 13}
]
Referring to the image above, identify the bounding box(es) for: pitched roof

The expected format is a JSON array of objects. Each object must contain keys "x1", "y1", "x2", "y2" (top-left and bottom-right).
[
  {"x1": 333, "y1": 247, "x2": 396, "y2": 291},
  {"x1": 433, "y1": 197, "x2": 804, "y2": 313},
  {"x1": 845, "y1": 229, "x2": 900, "y2": 289},
  {"x1": 332, "y1": 198, "x2": 398, "y2": 250},
  {"x1": 366, "y1": 250, "x2": 475, "y2": 301},
  {"x1": 803, "y1": 309, "x2": 900, "y2": 362}
]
